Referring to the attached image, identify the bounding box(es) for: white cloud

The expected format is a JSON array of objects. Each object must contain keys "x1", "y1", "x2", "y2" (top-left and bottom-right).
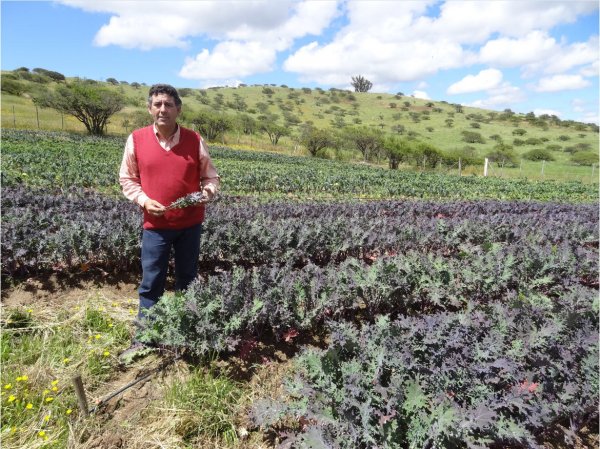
[
  {"x1": 59, "y1": 0, "x2": 341, "y2": 83},
  {"x1": 179, "y1": 41, "x2": 275, "y2": 80},
  {"x1": 447, "y1": 69, "x2": 503, "y2": 95},
  {"x1": 521, "y1": 36, "x2": 599, "y2": 76},
  {"x1": 571, "y1": 98, "x2": 599, "y2": 125},
  {"x1": 534, "y1": 75, "x2": 591, "y2": 92},
  {"x1": 468, "y1": 83, "x2": 526, "y2": 109},
  {"x1": 412, "y1": 90, "x2": 430, "y2": 100},
  {"x1": 479, "y1": 31, "x2": 557, "y2": 68},
  {"x1": 580, "y1": 60, "x2": 599, "y2": 78},
  {"x1": 534, "y1": 108, "x2": 561, "y2": 118},
  {"x1": 431, "y1": 1, "x2": 596, "y2": 43},
  {"x1": 580, "y1": 112, "x2": 599, "y2": 125},
  {"x1": 61, "y1": 0, "x2": 295, "y2": 48}
]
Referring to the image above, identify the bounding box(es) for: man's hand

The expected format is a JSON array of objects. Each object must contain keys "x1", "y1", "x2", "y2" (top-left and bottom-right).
[
  {"x1": 201, "y1": 186, "x2": 215, "y2": 201},
  {"x1": 143, "y1": 199, "x2": 166, "y2": 216}
]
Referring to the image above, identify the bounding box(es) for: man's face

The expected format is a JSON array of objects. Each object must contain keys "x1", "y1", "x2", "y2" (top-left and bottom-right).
[{"x1": 148, "y1": 93, "x2": 181, "y2": 129}]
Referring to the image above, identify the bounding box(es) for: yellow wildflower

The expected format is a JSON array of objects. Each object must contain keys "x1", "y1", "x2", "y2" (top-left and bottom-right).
[
  {"x1": 44, "y1": 414, "x2": 50, "y2": 422},
  {"x1": 51, "y1": 380, "x2": 59, "y2": 386},
  {"x1": 103, "y1": 351, "x2": 110, "y2": 357},
  {"x1": 4, "y1": 384, "x2": 12, "y2": 390},
  {"x1": 94, "y1": 334, "x2": 101, "y2": 340},
  {"x1": 26, "y1": 403, "x2": 33, "y2": 409},
  {"x1": 45, "y1": 397, "x2": 54, "y2": 403},
  {"x1": 38, "y1": 430, "x2": 46, "y2": 438},
  {"x1": 63, "y1": 357, "x2": 71, "y2": 364},
  {"x1": 66, "y1": 409, "x2": 72, "y2": 415},
  {"x1": 51, "y1": 387, "x2": 58, "y2": 392},
  {"x1": 7, "y1": 395, "x2": 16, "y2": 403}
]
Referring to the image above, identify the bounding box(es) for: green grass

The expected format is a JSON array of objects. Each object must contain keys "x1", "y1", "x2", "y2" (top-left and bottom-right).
[
  {"x1": 164, "y1": 366, "x2": 243, "y2": 445},
  {"x1": 0, "y1": 292, "x2": 270, "y2": 449},
  {"x1": 0, "y1": 298, "x2": 131, "y2": 448}
]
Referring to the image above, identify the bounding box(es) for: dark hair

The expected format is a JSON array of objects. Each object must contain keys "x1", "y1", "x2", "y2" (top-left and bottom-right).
[{"x1": 147, "y1": 84, "x2": 182, "y2": 107}]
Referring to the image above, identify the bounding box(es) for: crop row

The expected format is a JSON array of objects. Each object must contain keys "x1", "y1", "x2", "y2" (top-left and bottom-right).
[
  {"x1": 2, "y1": 187, "x2": 597, "y2": 280},
  {"x1": 249, "y1": 286, "x2": 598, "y2": 448},
  {"x1": 146, "y1": 245, "x2": 597, "y2": 353},
  {"x1": 2, "y1": 129, "x2": 597, "y2": 202}
]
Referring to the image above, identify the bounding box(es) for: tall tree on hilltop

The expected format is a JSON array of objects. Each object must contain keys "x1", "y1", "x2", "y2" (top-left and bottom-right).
[{"x1": 350, "y1": 75, "x2": 373, "y2": 93}]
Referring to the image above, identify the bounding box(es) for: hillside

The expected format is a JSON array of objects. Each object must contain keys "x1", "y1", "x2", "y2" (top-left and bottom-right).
[{"x1": 2, "y1": 68, "x2": 598, "y2": 183}]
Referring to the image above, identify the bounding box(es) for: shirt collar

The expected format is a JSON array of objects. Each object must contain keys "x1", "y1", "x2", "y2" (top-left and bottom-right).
[{"x1": 153, "y1": 123, "x2": 180, "y2": 142}]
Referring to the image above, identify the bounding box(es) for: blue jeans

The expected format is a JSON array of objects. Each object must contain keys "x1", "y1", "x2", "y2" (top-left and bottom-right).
[{"x1": 138, "y1": 223, "x2": 203, "y2": 320}]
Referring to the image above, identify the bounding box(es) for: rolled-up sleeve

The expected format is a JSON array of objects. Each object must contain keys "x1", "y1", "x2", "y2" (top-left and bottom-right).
[
  {"x1": 119, "y1": 134, "x2": 149, "y2": 208},
  {"x1": 199, "y1": 136, "x2": 220, "y2": 196}
]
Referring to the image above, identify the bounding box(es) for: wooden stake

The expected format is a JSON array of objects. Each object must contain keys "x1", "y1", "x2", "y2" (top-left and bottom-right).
[{"x1": 72, "y1": 375, "x2": 89, "y2": 417}]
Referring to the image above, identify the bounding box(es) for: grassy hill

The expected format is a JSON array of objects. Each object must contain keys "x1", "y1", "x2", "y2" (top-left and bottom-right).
[{"x1": 2, "y1": 69, "x2": 598, "y2": 183}]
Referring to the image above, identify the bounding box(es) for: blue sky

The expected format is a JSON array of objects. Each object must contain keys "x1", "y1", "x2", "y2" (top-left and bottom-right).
[{"x1": 2, "y1": 0, "x2": 598, "y2": 123}]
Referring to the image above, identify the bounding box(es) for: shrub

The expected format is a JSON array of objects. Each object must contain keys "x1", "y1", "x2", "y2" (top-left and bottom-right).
[
  {"x1": 486, "y1": 143, "x2": 518, "y2": 167},
  {"x1": 523, "y1": 148, "x2": 555, "y2": 161},
  {"x1": 1, "y1": 78, "x2": 25, "y2": 96},
  {"x1": 571, "y1": 151, "x2": 598, "y2": 166},
  {"x1": 461, "y1": 130, "x2": 485, "y2": 144},
  {"x1": 525, "y1": 137, "x2": 543, "y2": 145}
]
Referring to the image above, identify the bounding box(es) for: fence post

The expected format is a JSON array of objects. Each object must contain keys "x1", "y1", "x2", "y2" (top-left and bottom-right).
[
  {"x1": 12, "y1": 106, "x2": 16, "y2": 128},
  {"x1": 458, "y1": 158, "x2": 462, "y2": 177},
  {"x1": 541, "y1": 160, "x2": 545, "y2": 178},
  {"x1": 484, "y1": 158, "x2": 489, "y2": 177},
  {"x1": 35, "y1": 106, "x2": 40, "y2": 129},
  {"x1": 72, "y1": 375, "x2": 89, "y2": 417},
  {"x1": 592, "y1": 164, "x2": 596, "y2": 183}
]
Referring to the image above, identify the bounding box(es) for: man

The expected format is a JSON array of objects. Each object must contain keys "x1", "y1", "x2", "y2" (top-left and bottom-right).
[{"x1": 119, "y1": 83, "x2": 219, "y2": 358}]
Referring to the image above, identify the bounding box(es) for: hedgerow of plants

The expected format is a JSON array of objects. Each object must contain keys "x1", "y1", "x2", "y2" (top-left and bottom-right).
[
  {"x1": 142, "y1": 238, "x2": 597, "y2": 355},
  {"x1": 2, "y1": 129, "x2": 597, "y2": 202},
  {"x1": 3, "y1": 186, "x2": 598, "y2": 281}
]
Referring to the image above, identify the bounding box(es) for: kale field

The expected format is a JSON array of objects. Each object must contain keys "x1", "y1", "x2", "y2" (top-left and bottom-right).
[{"x1": 1, "y1": 129, "x2": 598, "y2": 449}]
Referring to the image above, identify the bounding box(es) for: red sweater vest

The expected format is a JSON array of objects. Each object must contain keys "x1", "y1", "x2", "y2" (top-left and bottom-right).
[{"x1": 133, "y1": 125, "x2": 205, "y2": 230}]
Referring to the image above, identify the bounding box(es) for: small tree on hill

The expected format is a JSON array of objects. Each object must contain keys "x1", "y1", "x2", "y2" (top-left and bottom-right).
[
  {"x1": 350, "y1": 75, "x2": 373, "y2": 93},
  {"x1": 260, "y1": 120, "x2": 290, "y2": 145},
  {"x1": 383, "y1": 136, "x2": 413, "y2": 169},
  {"x1": 346, "y1": 126, "x2": 383, "y2": 161},
  {"x1": 300, "y1": 126, "x2": 334, "y2": 157},
  {"x1": 487, "y1": 142, "x2": 518, "y2": 167},
  {"x1": 34, "y1": 81, "x2": 124, "y2": 135},
  {"x1": 191, "y1": 111, "x2": 232, "y2": 141}
]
